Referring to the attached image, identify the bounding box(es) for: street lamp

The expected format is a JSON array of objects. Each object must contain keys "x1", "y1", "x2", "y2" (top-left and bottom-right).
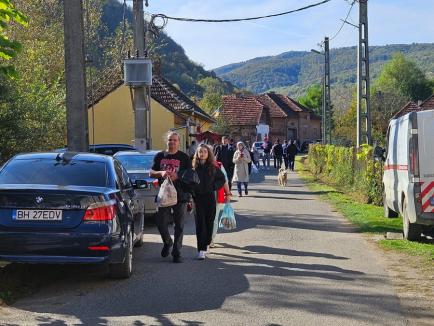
[{"x1": 311, "y1": 49, "x2": 327, "y2": 145}]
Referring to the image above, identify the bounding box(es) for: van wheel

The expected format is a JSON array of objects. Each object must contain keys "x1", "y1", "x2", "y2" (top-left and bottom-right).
[
  {"x1": 383, "y1": 192, "x2": 398, "y2": 218},
  {"x1": 109, "y1": 231, "x2": 133, "y2": 279},
  {"x1": 402, "y1": 201, "x2": 421, "y2": 241}
]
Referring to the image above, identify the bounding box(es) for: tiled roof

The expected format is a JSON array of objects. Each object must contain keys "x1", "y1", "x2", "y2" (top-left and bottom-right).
[
  {"x1": 392, "y1": 101, "x2": 420, "y2": 119},
  {"x1": 221, "y1": 95, "x2": 264, "y2": 126},
  {"x1": 255, "y1": 94, "x2": 287, "y2": 118},
  {"x1": 265, "y1": 93, "x2": 299, "y2": 117},
  {"x1": 420, "y1": 94, "x2": 434, "y2": 109},
  {"x1": 151, "y1": 75, "x2": 215, "y2": 123},
  {"x1": 87, "y1": 73, "x2": 214, "y2": 123}
]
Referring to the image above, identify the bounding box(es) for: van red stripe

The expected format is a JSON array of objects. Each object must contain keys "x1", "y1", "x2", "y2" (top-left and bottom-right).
[
  {"x1": 384, "y1": 164, "x2": 408, "y2": 171},
  {"x1": 421, "y1": 181, "x2": 434, "y2": 199},
  {"x1": 422, "y1": 201, "x2": 430, "y2": 211}
]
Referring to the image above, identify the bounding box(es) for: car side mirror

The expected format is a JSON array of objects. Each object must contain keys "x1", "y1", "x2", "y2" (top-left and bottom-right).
[{"x1": 133, "y1": 179, "x2": 148, "y2": 189}]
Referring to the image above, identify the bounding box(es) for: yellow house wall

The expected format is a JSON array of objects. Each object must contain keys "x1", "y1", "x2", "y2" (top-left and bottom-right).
[{"x1": 88, "y1": 86, "x2": 175, "y2": 150}]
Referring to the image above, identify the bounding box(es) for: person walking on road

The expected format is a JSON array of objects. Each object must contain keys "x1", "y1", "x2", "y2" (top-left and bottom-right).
[
  {"x1": 282, "y1": 140, "x2": 289, "y2": 170},
  {"x1": 262, "y1": 138, "x2": 272, "y2": 169},
  {"x1": 192, "y1": 144, "x2": 226, "y2": 260},
  {"x1": 251, "y1": 145, "x2": 260, "y2": 169},
  {"x1": 272, "y1": 139, "x2": 283, "y2": 169},
  {"x1": 233, "y1": 141, "x2": 252, "y2": 197},
  {"x1": 214, "y1": 136, "x2": 235, "y2": 190},
  {"x1": 150, "y1": 131, "x2": 192, "y2": 263},
  {"x1": 287, "y1": 140, "x2": 298, "y2": 171}
]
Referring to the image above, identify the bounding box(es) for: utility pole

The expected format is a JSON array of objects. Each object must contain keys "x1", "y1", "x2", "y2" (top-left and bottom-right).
[
  {"x1": 324, "y1": 37, "x2": 331, "y2": 144},
  {"x1": 312, "y1": 36, "x2": 331, "y2": 145},
  {"x1": 357, "y1": 0, "x2": 372, "y2": 146},
  {"x1": 132, "y1": 0, "x2": 149, "y2": 151},
  {"x1": 64, "y1": 0, "x2": 88, "y2": 151}
]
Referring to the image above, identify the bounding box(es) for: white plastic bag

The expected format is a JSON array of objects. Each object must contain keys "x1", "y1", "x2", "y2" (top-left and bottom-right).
[
  {"x1": 218, "y1": 203, "x2": 237, "y2": 230},
  {"x1": 156, "y1": 178, "x2": 177, "y2": 208},
  {"x1": 252, "y1": 164, "x2": 259, "y2": 174}
]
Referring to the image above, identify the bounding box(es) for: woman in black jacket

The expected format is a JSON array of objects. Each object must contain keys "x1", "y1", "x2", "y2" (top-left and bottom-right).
[{"x1": 192, "y1": 144, "x2": 226, "y2": 260}]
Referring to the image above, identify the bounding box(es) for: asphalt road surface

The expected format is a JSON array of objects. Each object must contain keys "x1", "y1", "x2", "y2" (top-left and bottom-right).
[{"x1": 0, "y1": 170, "x2": 408, "y2": 325}]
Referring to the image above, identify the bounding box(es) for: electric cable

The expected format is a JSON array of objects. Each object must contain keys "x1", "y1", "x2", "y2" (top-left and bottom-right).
[
  {"x1": 330, "y1": 0, "x2": 356, "y2": 41},
  {"x1": 150, "y1": 0, "x2": 331, "y2": 32}
]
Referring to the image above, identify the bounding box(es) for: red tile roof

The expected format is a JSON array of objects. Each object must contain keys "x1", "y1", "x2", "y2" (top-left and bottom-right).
[
  {"x1": 392, "y1": 101, "x2": 420, "y2": 119},
  {"x1": 255, "y1": 94, "x2": 286, "y2": 118},
  {"x1": 420, "y1": 94, "x2": 434, "y2": 110},
  {"x1": 221, "y1": 95, "x2": 264, "y2": 126}
]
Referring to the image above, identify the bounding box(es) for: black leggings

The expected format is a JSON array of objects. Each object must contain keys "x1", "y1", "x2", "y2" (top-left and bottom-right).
[{"x1": 194, "y1": 193, "x2": 217, "y2": 251}]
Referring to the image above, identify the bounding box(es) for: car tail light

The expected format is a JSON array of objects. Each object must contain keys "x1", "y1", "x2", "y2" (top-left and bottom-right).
[
  {"x1": 88, "y1": 246, "x2": 110, "y2": 251},
  {"x1": 83, "y1": 201, "x2": 117, "y2": 221}
]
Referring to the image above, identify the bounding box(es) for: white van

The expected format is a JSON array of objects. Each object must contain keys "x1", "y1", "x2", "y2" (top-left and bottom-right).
[{"x1": 382, "y1": 109, "x2": 434, "y2": 241}]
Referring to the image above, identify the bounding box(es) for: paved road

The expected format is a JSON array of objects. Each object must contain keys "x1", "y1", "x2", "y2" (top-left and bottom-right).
[{"x1": 0, "y1": 170, "x2": 407, "y2": 325}]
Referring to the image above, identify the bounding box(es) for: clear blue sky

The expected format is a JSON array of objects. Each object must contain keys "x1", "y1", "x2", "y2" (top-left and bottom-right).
[{"x1": 135, "y1": 0, "x2": 434, "y2": 69}]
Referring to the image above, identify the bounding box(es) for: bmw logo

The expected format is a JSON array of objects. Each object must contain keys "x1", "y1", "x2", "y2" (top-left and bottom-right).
[{"x1": 35, "y1": 196, "x2": 44, "y2": 204}]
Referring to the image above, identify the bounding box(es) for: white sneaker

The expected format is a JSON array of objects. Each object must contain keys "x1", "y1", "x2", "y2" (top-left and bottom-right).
[{"x1": 197, "y1": 251, "x2": 206, "y2": 260}]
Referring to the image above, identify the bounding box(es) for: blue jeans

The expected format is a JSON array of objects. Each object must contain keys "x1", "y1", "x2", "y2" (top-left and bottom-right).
[{"x1": 237, "y1": 182, "x2": 248, "y2": 195}]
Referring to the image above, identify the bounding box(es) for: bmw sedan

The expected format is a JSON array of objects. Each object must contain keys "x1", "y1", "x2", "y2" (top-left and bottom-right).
[
  {"x1": 114, "y1": 151, "x2": 159, "y2": 217},
  {"x1": 0, "y1": 152, "x2": 146, "y2": 278}
]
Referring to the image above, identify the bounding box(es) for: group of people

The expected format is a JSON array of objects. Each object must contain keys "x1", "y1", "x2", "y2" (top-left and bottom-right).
[
  {"x1": 150, "y1": 132, "x2": 252, "y2": 263},
  {"x1": 251, "y1": 138, "x2": 299, "y2": 171}
]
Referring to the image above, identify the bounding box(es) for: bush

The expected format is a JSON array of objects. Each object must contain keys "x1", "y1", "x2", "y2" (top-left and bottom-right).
[{"x1": 307, "y1": 144, "x2": 383, "y2": 205}]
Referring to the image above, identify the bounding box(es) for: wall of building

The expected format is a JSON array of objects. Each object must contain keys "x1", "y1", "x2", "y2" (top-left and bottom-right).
[{"x1": 88, "y1": 86, "x2": 175, "y2": 150}]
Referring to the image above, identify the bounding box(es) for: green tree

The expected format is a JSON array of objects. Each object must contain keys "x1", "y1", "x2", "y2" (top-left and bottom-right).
[
  {"x1": 375, "y1": 52, "x2": 432, "y2": 102},
  {"x1": 197, "y1": 77, "x2": 229, "y2": 113},
  {"x1": 0, "y1": 0, "x2": 28, "y2": 77},
  {"x1": 298, "y1": 83, "x2": 323, "y2": 116}
]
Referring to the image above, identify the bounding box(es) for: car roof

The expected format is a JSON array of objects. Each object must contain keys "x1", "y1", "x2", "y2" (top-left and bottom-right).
[
  {"x1": 12, "y1": 152, "x2": 112, "y2": 163},
  {"x1": 114, "y1": 150, "x2": 160, "y2": 157},
  {"x1": 89, "y1": 144, "x2": 136, "y2": 148}
]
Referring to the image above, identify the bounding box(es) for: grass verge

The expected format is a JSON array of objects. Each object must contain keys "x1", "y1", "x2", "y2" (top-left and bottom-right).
[{"x1": 295, "y1": 157, "x2": 434, "y2": 265}]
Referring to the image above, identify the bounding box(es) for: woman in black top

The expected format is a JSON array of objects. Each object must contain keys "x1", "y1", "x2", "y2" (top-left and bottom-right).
[{"x1": 192, "y1": 144, "x2": 226, "y2": 260}]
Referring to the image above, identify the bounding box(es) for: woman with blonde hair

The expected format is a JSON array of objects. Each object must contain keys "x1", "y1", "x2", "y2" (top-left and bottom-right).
[
  {"x1": 192, "y1": 144, "x2": 226, "y2": 260},
  {"x1": 232, "y1": 141, "x2": 252, "y2": 197}
]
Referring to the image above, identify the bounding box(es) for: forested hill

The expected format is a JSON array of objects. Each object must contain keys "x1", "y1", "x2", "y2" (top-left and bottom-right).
[
  {"x1": 102, "y1": 0, "x2": 233, "y2": 96},
  {"x1": 214, "y1": 43, "x2": 434, "y2": 96}
]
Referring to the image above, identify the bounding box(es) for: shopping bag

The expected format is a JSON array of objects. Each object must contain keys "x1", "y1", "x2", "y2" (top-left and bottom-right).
[
  {"x1": 156, "y1": 178, "x2": 178, "y2": 207},
  {"x1": 252, "y1": 164, "x2": 259, "y2": 174},
  {"x1": 218, "y1": 203, "x2": 237, "y2": 230}
]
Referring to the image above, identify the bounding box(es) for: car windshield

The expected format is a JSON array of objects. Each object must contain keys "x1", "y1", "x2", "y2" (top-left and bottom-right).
[
  {"x1": 0, "y1": 159, "x2": 107, "y2": 187},
  {"x1": 116, "y1": 155, "x2": 154, "y2": 173}
]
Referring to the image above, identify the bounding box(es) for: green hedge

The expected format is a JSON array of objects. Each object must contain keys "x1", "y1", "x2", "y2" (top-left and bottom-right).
[{"x1": 307, "y1": 144, "x2": 383, "y2": 205}]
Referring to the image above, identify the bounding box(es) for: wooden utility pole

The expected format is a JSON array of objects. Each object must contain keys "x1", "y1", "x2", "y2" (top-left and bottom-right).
[
  {"x1": 324, "y1": 37, "x2": 331, "y2": 144},
  {"x1": 64, "y1": 0, "x2": 88, "y2": 151},
  {"x1": 132, "y1": 0, "x2": 149, "y2": 151},
  {"x1": 357, "y1": 0, "x2": 372, "y2": 146}
]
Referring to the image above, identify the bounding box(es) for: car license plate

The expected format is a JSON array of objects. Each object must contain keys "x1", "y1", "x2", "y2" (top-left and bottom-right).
[{"x1": 13, "y1": 209, "x2": 63, "y2": 221}]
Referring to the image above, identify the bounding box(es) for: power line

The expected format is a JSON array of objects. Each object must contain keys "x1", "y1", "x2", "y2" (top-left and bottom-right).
[
  {"x1": 150, "y1": 0, "x2": 331, "y2": 25},
  {"x1": 330, "y1": 0, "x2": 356, "y2": 41}
]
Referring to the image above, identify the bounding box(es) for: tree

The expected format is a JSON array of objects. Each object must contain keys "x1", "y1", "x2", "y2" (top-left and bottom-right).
[
  {"x1": 197, "y1": 77, "x2": 229, "y2": 113},
  {"x1": 0, "y1": 0, "x2": 28, "y2": 77},
  {"x1": 375, "y1": 53, "x2": 432, "y2": 102},
  {"x1": 298, "y1": 83, "x2": 323, "y2": 116},
  {"x1": 333, "y1": 95, "x2": 357, "y2": 146}
]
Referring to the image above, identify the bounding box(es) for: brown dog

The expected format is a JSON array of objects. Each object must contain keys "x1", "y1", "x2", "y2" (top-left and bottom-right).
[{"x1": 277, "y1": 168, "x2": 288, "y2": 187}]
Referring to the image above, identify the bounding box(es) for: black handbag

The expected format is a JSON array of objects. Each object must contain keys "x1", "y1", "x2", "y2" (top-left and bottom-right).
[{"x1": 179, "y1": 168, "x2": 200, "y2": 186}]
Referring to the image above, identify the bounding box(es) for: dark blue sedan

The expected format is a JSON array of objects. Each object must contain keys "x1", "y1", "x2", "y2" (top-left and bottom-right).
[{"x1": 0, "y1": 152, "x2": 146, "y2": 278}]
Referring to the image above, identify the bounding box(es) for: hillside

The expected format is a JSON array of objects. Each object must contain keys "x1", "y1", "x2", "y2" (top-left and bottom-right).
[
  {"x1": 214, "y1": 43, "x2": 434, "y2": 100},
  {"x1": 102, "y1": 0, "x2": 234, "y2": 97}
]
